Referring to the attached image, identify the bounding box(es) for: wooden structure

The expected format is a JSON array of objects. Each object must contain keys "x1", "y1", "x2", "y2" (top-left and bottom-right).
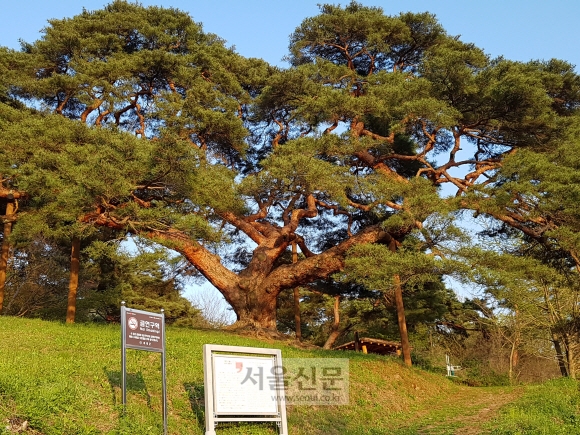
[{"x1": 334, "y1": 334, "x2": 403, "y2": 356}]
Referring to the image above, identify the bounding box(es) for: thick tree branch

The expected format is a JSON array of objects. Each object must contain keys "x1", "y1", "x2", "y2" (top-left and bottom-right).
[
  {"x1": 219, "y1": 211, "x2": 267, "y2": 245},
  {"x1": 0, "y1": 188, "x2": 26, "y2": 200},
  {"x1": 264, "y1": 224, "x2": 393, "y2": 294}
]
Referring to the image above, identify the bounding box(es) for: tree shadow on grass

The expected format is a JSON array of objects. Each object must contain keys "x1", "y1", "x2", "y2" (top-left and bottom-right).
[
  {"x1": 104, "y1": 367, "x2": 151, "y2": 408},
  {"x1": 183, "y1": 382, "x2": 205, "y2": 431}
]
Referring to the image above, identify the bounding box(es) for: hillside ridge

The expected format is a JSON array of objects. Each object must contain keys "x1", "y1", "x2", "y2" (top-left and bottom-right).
[{"x1": 0, "y1": 317, "x2": 520, "y2": 435}]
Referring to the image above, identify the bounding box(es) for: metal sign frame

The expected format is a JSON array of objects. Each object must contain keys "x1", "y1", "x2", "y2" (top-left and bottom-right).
[
  {"x1": 121, "y1": 302, "x2": 167, "y2": 435},
  {"x1": 203, "y1": 344, "x2": 288, "y2": 435}
]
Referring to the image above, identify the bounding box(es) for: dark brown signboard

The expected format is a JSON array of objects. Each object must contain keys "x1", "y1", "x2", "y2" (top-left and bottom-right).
[
  {"x1": 124, "y1": 309, "x2": 164, "y2": 352},
  {"x1": 121, "y1": 303, "x2": 167, "y2": 434}
]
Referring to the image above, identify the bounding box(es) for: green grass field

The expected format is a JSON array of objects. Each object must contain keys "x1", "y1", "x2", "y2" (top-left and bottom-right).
[{"x1": 1, "y1": 317, "x2": 578, "y2": 434}]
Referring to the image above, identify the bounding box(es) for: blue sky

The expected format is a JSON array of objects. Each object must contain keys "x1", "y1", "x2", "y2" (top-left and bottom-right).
[{"x1": 1, "y1": 0, "x2": 579, "y2": 70}]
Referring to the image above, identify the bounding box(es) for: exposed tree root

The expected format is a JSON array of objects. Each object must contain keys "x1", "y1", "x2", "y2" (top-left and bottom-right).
[
  {"x1": 222, "y1": 322, "x2": 322, "y2": 351},
  {"x1": 223, "y1": 322, "x2": 288, "y2": 341}
]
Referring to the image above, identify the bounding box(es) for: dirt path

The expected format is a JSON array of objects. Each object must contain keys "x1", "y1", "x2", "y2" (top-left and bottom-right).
[{"x1": 394, "y1": 386, "x2": 524, "y2": 435}]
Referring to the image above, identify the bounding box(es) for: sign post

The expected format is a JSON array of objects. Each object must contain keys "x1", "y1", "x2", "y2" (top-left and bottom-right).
[
  {"x1": 203, "y1": 344, "x2": 288, "y2": 435},
  {"x1": 121, "y1": 301, "x2": 167, "y2": 435}
]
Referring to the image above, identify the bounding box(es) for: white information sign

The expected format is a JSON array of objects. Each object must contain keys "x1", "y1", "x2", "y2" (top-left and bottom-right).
[
  {"x1": 212, "y1": 354, "x2": 277, "y2": 414},
  {"x1": 203, "y1": 344, "x2": 288, "y2": 435}
]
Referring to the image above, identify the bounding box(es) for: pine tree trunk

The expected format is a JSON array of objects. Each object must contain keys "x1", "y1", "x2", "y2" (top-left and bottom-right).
[
  {"x1": 0, "y1": 201, "x2": 15, "y2": 314},
  {"x1": 228, "y1": 287, "x2": 279, "y2": 331},
  {"x1": 508, "y1": 341, "x2": 517, "y2": 384},
  {"x1": 564, "y1": 334, "x2": 577, "y2": 379},
  {"x1": 394, "y1": 274, "x2": 412, "y2": 366},
  {"x1": 509, "y1": 310, "x2": 520, "y2": 384},
  {"x1": 66, "y1": 237, "x2": 81, "y2": 324},
  {"x1": 323, "y1": 295, "x2": 341, "y2": 349},
  {"x1": 544, "y1": 289, "x2": 570, "y2": 377},
  {"x1": 389, "y1": 239, "x2": 412, "y2": 366},
  {"x1": 552, "y1": 333, "x2": 569, "y2": 377},
  {"x1": 293, "y1": 287, "x2": 302, "y2": 339},
  {"x1": 292, "y1": 242, "x2": 302, "y2": 341}
]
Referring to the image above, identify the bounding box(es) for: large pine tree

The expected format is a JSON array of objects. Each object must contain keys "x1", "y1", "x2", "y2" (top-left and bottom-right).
[{"x1": 1, "y1": 2, "x2": 578, "y2": 356}]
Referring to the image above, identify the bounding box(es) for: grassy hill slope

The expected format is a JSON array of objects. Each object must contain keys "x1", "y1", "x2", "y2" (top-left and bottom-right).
[{"x1": 0, "y1": 317, "x2": 576, "y2": 435}]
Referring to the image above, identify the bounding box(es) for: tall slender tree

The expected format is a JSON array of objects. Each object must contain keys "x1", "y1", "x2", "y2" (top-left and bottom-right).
[
  {"x1": 0, "y1": 199, "x2": 15, "y2": 313},
  {"x1": 65, "y1": 236, "x2": 81, "y2": 323}
]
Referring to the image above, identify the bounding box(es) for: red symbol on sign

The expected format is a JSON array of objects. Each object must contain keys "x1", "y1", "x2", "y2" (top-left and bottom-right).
[
  {"x1": 236, "y1": 362, "x2": 243, "y2": 373},
  {"x1": 128, "y1": 317, "x2": 138, "y2": 330}
]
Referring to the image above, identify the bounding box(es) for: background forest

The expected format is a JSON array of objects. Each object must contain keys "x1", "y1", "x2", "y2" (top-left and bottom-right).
[{"x1": 1, "y1": 1, "x2": 580, "y2": 385}]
